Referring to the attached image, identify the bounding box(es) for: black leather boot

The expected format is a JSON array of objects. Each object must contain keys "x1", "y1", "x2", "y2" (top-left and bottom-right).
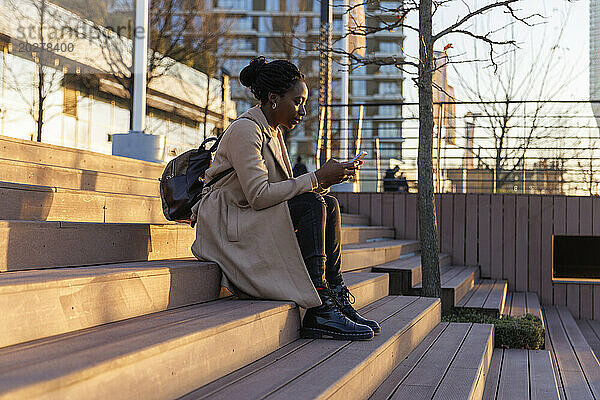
[
  {"x1": 301, "y1": 288, "x2": 374, "y2": 340},
  {"x1": 330, "y1": 284, "x2": 381, "y2": 334}
]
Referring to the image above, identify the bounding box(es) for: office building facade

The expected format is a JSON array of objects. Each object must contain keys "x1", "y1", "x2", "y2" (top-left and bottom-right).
[{"x1": 208, "y1": 0, "x2": 405, "y2": 190}]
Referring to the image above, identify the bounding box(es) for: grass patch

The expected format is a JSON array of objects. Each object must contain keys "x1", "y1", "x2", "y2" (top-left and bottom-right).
[{"x1": 442, "y1": 309, "x2": 545, "y2": 350}]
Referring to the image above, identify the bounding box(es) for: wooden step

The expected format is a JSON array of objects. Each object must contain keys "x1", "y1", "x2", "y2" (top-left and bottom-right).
[
  {"x1": 0, "y1": 158, "x2": 160, "y2": 197},
  {"x1": 341, "y1": 240, "x2": 420, "y2": 272},
  {"x1": 0, "y1": 134, "x2": 164, "y2": 180},
  {"x1": 0, "y1": 181, "x2": 167, "y2": 223},
  {"x1": 0, "y1": 272, "x2": 389, "y2": 398},
  {"x1": 0, "y1": 260, "x2": 220, "y2": 347},
  {"x1": 482, "y1": 349, "x2": 560, "y2": 400},
  {"x1": 503, "y1": 292, "x2": 544, "y2": 320},
  {"x1": 0, "y1": 265, "x2": 387, "y2": 348},
  {"x1": 414, "y1": 265, "x2": 479, "y2": 311},
  {"x1": 341, "y1": 225, "x2": 395, "y2": 245},
  {"x1": 456, "y1": 279, "x2": 508, "y2": 317},
  {"x1": 0, "y1": 182, "x2": 389, "y2": 228},
  {"x1": 0, "y1": 221, "x2": 401, "y2": 272},
  {"x1": 577, "y1": 319, "x2": 600, "y2": 363},
  {"x1": 341, "y1": 213, "x2": 370, "y2": 226},
  {"x1": 371, "y1": 253, "x2": 451, "y2": 295},
  {"x1": 0, "y1": 220, "x2": 196, "y2": 272},
  {"x1": 180, "y1": 296, "x2": 441, "y2": 400},
  {"x1": 503, "y1": 292, "x2": 546, "y2": 338},
  {"x1": 544, "y1": 305, "x2": 600, "y2": 400},
  {"x1": 370, "y1": 322, "x2": 494, "y2": 400}
]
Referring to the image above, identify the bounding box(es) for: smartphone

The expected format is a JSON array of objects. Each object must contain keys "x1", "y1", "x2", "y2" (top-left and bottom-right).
[{"x1": 350, "y1": 151, "x2": 368, "y2": 163}]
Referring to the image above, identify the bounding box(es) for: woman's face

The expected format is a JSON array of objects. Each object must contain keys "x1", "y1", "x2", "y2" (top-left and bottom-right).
[{"x1": 275, "y1": 80, "x2": 308, "y2": 130}]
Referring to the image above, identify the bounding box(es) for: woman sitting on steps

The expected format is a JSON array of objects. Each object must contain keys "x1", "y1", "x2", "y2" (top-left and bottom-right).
[{"x1": 191, "y1": 56, "x2": 380, "y2": 340}]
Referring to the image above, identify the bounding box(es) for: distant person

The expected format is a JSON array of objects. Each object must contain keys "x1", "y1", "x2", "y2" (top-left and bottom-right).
[
  {"x1": 383, "y1": 166, "x2": 401, "y2": 192},
  {"x1": 293, "y1": 156, "x2": 308, "y2": 177},
  {"x1": 398, "y1": 173, "x2": 409, "y2": 192}
]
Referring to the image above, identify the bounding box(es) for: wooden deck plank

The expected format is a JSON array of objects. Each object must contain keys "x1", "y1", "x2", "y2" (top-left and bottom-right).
[
  {"x1": 528, "y1": 196, "x2": 542, "y2": 294},
  {"x1": 393, "y1": 194, "x2": 406, "y2": 240},
  {"x1": 482, "y1": 349, "x2": 503, "y2": 400},
  {"x1": 382, "y1": 193, "x2": 394, "y2": 231},
  {"x1": 432, "y1": 324, "x2": 494, "y2": 400},
  {"x1": 567, "y1": 284, "x2": 580, "y2": 320},
  {"x1": 193, "y1": 296, "x2": 419, "y2": 400},
  {"x1": 553, "y1": 197, "x2": 567, "y2": 307},
  {"x1": 576, "y1": 320, "x2": 600, "y2": 363},
  {"x1": 496, "y1": 349, "x2": 529, "y2": 400},
  {"x1": 459, "y1": 281, "x2": 494, "y2": 309},
  {"x1": 529, "y1": 350, "x2": 561, "y2": 400},
  {"x1": 482, "y1": 281, "x2": 508, "y2": 316},
  {"x1": 370, "y1": 323, "x2": 449, "y2": 400},
  {"x1": 465, "y1": 194, "x2": 478, "y2": 265},
  {"x1": 503, "y1": 196, "x2": 516, "y2": 290},
  {"x1": 264, "y1": 297, "x2": 439, "y2": 400},
  {"x1": 541, "y1": 196, "x2": 554, "y2": 305},
  {"x1": 516, "y1": 196, "x2": 529, "y2": 292},
  {"x1": 406, "y1": 194, "x2": 418, "y2": 240},
  {"x1": 526, "y1": 292, "x2": 544, "y2": 321},
  {"x1": 503, "y1": 292, "x2": 513, "y2": 316},
  {"x1": 478, "y1": 194, "x2": 492, "y2": 278},
  {"x1": 395, "y1": 323, "x2": 471, "y2": 389},
  {"x1": 580, "y1": 285, "x2": 593, "y2": 321},
  {"x1": 544, "y1": 306, "x2": 595, "y2": 400},
  {"x1": 452, "y1": 194, "x2": 466, "y2": 265},
  {"x1": 490, "y1": 195, "x2": 504, "y2": 280},
  {"x1": 371, "y1": 193, "x2": 383, "y2": 227},
  {"x1": 510, "y1": 292, "x2": 527, "y2": 317},
  {"x1": 441, "y1": 194, "x2": 453, "y2": 255},
  {"x1": 556, "y1": 307, "x2": 600, "y2": 398}
]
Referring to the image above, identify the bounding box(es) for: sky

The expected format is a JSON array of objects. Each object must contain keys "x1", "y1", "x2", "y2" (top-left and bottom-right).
[
  {"x1": 397, "y1": 0, "x2": 597, "y2": 194},
  {"x1": 403, "y1": 0, "x2": 590, "y2": 103}
]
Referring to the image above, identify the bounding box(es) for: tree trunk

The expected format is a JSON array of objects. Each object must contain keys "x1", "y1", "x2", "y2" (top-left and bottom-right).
[
  {"x1": 36, "y1": 0, "x2": 46, "y2": 142},
  {"x1": 418, "y1": 0, "x2": 441, "y2": 300}
]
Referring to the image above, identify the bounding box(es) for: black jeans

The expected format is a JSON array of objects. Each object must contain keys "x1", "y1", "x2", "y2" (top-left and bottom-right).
[{"x1": 287, "y1": 192, "x2": 344, "y2": 289}]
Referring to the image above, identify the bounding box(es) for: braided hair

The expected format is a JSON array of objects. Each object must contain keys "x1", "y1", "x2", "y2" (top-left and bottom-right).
[{"x1": 239, "y1": 56, "x2": 305, "y2": 104}]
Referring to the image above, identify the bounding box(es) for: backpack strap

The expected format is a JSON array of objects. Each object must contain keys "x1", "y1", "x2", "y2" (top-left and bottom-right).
[{"x1": 204, "y1": 116, "x2": 260, "y2": 188}]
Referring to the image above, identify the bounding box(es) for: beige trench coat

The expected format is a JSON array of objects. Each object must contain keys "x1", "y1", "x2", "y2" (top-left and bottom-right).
[{"x1": 191, "y1": 106, "x2": 322, "y2": 308}]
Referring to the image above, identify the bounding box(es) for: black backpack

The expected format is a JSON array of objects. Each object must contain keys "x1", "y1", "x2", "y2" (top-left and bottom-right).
[{"x1": 160, "y1": 136, "x2": 234, "y2": 223}]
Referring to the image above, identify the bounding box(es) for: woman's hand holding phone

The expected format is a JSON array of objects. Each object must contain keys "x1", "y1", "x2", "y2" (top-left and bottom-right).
[{"x1": 315, "y1": 158, "x2": 361, "y2": 188}]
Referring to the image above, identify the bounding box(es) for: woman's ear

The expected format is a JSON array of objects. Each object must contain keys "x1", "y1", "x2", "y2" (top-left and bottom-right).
[{"x1": 268, "y1": 92, "x2": 280, "y2": 108}]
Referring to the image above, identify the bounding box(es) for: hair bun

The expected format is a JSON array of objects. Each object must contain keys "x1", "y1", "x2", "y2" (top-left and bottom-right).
[{"x1": 239, "y1": 56, "x2": 267, "y2": 88}]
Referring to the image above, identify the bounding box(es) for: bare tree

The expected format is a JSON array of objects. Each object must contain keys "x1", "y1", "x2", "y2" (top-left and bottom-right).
[
  {"x1": 5, "y1": 0, "x2": 66, "y2": 142},
  {"x1": 325, "y1": 0, "x2": 542, "y2": 301},
  {"x1": 84, "y1": 0, "x2": 231, "y2": 131},
  {"x1": 452, "y1": 16, "x2": 574, "y2": 194},
  {"x1": 577, "y1": 129, "x2": 600, "y2": 196}
]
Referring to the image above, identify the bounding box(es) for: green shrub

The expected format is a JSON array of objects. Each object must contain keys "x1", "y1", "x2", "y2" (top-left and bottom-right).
[{"x1": 442, "y1": 309, "x2": 545, "y2": 350}]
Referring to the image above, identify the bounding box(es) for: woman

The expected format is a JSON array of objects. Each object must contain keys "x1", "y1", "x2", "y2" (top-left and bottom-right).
[{"x1": 192, "y1": 57, "x2": 380, "y2": 340}]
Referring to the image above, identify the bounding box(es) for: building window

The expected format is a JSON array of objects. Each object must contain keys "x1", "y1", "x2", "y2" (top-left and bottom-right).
[
  {"x1": 352, "y1": 80, "x2": 366, "y2": 96},
  {"x1": 63, "y1": 87, "x2": 77, "y2": 118},
  {"x1": 379, "y1": 105, "x2": 397, "y2": 116},
  {"x1": 379, "y1": 41, "x2": 400, "y2": 54},
  {"x1": 379, "y1": 64, "x2": 397, "y2": 74},
  {"x1": 217, "y1": 0, "x2": 250, "y2": 9},
  {"x1": 379, "y1": 81, "x2": 398, "y2": 94}
]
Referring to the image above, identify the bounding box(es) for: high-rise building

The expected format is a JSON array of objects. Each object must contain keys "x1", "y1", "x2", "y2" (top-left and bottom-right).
[{"x1": 210, "y1": 0, "x2": 405, "y2": 190}]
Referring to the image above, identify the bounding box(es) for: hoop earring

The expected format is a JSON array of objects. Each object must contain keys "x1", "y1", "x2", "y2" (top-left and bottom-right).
[{"x1": 272, "y1": 102, "x2": 277, "y2": 109}]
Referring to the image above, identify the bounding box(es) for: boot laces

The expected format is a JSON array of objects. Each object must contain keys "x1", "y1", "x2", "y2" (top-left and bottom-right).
[{"x1": 334, "y1": 285, "x2": 356, "y2": 306}]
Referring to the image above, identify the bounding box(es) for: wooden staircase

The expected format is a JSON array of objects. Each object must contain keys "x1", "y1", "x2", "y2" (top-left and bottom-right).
[{"x1": 0, "y1": 135, "x2": 575, "y2": 399}]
